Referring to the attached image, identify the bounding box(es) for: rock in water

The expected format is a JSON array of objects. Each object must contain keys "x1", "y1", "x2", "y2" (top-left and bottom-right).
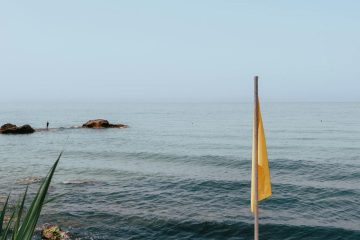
[
  {"x1": 17, "y1": 124, "x2": 35, "y2": 133},
  {"x1": 82, "y1": 119, "x2": 110, "y2": 128},
  {"x1": 1, "y1": 123, "x2": 16, "y2": 130},
  {"x1": 82, "y1": 119, "x2": 128, "y2": 128},
  {"x1": 0, "y1": 123, "x2": 35, "y2": 134},
  {"x1": 16, "y1": 176, "x2": 43, "y2": 184},
  {"x1": 41, "y1": 224, "x2": 70, "y2": 240}
]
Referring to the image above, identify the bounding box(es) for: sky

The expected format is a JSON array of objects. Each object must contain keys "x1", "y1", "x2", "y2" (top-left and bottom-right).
[{"x1": 1, "y1": 1, "x2": 359, "y2": 102}]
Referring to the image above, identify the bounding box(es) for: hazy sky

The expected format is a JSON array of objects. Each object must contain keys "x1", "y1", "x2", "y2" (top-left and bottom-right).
[{"x1": 1, "y1": 1, "x2": 359, "y2": 102}]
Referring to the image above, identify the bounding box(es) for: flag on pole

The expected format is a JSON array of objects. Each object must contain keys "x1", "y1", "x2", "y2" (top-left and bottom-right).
[{"x1": 251, "y1": 98, "x2": 272, "y2": 213}]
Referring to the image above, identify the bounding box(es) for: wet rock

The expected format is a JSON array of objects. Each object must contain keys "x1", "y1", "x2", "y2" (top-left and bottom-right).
[
  {"x1": 16, "y1": 176, "x2": 43, "y2": 184},
  {"x1": 82, "y1": 119, "x2": 128, "y2": 129},
  {"x1": 1, "y1": 123, "x2": 16, "y2": 130},
  {"x1": 0, "y1": 123, "x2": 35, "y2": 134},
  {"x1": 41, "y1": 224, "x2": 70, "y2": 240}
]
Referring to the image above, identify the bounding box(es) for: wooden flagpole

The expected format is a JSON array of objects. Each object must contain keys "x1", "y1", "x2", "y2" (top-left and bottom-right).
[{"x1": 254, "y1": 76, "x2": 259, "y2": 240}]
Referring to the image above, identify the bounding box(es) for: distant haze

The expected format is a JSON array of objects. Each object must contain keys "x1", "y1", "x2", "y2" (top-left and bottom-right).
[{"x1": 1, "y1": 1, "x2": 359, "y2": 102}]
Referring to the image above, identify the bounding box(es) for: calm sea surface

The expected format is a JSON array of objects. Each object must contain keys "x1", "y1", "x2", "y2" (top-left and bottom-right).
[{"x1": 0, "y1": 102, "x2": 359, "y2": 240}]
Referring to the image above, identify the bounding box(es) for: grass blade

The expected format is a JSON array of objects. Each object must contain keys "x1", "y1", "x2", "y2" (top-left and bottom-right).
[
  {"x1": 1, "y1": 210, "x2": 15, "y2": 240},
  {"x1": 11, "y1": 186, "x2": 28, "y2": 240},
  {"x1": 0, "y1": 194, "x2": 10, "y2": 235},
  {"x1": 16, "y1": 152, "x2": 62, "y2": 240},
  {"x1": 44, "y1": 193, "x2": 67, "y2": 205}
]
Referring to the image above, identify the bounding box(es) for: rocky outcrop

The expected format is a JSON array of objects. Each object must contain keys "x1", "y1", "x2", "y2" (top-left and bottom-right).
[
  {"x1": 82, "y1": 119, "x2": 128, "y2": 129},
  {"x1": 0, "y1": 123, "x2": 35, "y2": 134}
]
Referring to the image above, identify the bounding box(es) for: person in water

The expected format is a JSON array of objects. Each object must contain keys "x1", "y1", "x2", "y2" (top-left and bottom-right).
[{"x1": 46, "y1": 121, "x2": 49, "y2": 130}]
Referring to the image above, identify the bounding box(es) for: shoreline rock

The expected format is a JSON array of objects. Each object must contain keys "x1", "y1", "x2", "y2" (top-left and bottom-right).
[
  {"x1": 82, "y1": 119, "x2": 128, "y2": 129},
  {"x1": 41, "y1": 224, "x2": 70, "y2": 240},
  {"x1": 0, "y1": 123, "x2": 35, "y2": 134}
]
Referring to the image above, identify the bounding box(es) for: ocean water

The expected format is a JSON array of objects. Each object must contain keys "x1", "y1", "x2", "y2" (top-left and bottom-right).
[{"x1": 0, "y1": 102, "x2": 359, "y2": 240}]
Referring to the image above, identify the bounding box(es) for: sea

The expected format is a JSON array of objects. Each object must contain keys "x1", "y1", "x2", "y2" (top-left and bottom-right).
[{"x1": 0, "y1": 102, "x2": 359, "y2": 240}]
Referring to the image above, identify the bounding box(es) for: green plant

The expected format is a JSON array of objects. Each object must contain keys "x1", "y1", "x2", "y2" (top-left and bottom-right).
[{"x1": 0, "y1": 152, "x2": 62, "y2": 240}]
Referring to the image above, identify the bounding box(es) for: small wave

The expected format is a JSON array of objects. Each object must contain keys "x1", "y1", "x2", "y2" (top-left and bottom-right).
[
  {"x1": 50, "y1": 211, "x2": 360, "y2": 240},
  {"x1": 122, "y1": 151, "x2": 246, "y2": 168},
  {"x1": 61, "y1": 179, "x2": 100, "y2": 186}
]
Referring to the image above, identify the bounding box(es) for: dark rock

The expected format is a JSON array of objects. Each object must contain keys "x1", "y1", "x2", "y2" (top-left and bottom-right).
[
  {"x1": 1, "y1": 123, "x2": 16, "y2": 130},
  {"x1": 17, "y1": 124, "x2": 35, "y2": 134},
  {"x1": 0, "y1": 123, "x2": 35, "y2": 134},
  {"x1": 82, "y1": 119, "x2": 128, "y2": 129}
]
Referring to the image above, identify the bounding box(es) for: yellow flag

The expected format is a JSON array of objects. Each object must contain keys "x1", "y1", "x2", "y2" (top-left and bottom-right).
[{"x1": 251, "y1": 99, "x2": 272, "y2": 213}]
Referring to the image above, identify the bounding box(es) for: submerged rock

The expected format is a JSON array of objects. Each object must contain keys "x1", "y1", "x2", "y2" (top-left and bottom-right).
[
  {"x1": 82, "y1": 119, "x2": 128, "y2": 129},
  {"x1": 41, "y1": 224, "x2": 70, "y2": 240},
  {"x1": 0, "y1": 123, "x2": 35, "y2": 134},
  {"x1": 16, "y1": 176, "x2": 43, "y2": 184}
]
